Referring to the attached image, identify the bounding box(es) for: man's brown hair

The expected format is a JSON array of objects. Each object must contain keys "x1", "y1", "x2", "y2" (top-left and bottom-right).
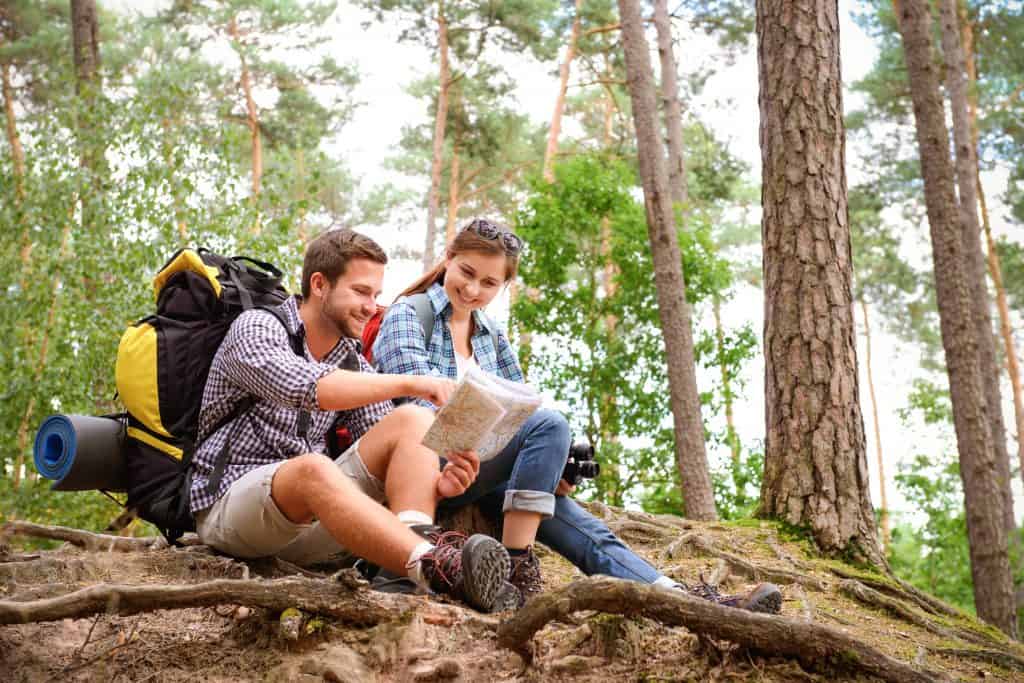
[{"x1": 301, "y1": 228, "x2": 388, "y2": 298}]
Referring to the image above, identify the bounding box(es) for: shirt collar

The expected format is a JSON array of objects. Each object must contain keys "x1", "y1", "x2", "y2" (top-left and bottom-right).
[{"x1": 426, "y1": 282, "x2": 493, "y2": 337}]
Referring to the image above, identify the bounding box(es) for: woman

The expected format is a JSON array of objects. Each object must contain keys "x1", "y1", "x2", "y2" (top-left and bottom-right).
[{"x1": 373, "y1": 218, "x2": 781, "y2": 613}]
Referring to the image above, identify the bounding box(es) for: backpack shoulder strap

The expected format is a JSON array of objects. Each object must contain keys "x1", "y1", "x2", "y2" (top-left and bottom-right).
[
  {"x1": 254, "y1": 304, "x2": 304, "y2": 358},
  {"x1": 408, "y1": 293, "x2": 435, "y2": 349}
]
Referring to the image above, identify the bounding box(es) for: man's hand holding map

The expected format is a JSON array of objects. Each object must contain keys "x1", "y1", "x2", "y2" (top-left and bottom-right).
[{"x1": 422, "y1": 368, "x2": 543, "y2": 461}]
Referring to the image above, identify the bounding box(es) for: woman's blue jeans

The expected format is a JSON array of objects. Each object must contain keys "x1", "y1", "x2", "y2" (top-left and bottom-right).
[{"x1": 438, "y1": 408, "x2": 662, "y2": 583}]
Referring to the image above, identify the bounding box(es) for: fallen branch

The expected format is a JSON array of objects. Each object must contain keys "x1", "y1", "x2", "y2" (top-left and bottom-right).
[
  {"x1": 496, "y1": 577, "x2": 947, "y2": 683},
  {"x1": 838, "y1": 580, "x2": 1009, "y2": 651},
  {"x1": 1, "y1": 522, "x2": 158, "y2": 553},
  {"x1": 670, "y1": 533, "x2": 826, "y2": 591},
  {"x1": 829, "y1": 565, "x2": 959, "y2": 618},
  {"x1": 0, "y1": 575, "x2": 408, "y2": 626}
]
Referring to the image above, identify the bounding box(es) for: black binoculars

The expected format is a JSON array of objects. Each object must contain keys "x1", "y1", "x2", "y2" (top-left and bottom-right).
[{"x1": 562, "y1": 441, "x2": 600, "y2": 486}]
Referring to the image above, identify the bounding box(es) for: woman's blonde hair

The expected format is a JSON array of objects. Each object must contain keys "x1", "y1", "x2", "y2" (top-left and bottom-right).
[{"x1": 395, "y1": 218, "x2": 521, "y2": 301}]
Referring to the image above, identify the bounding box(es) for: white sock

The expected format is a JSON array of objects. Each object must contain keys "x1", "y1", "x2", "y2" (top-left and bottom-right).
[
  {"x1": 397, "y1": 510, "x2": 434, "y2": 527},
  {"x1": 405, "y1": 541, "x2": 434, "y2": 589},
  {"x1": 653, "y1": 576, "x2": 679, "y2": 590}
]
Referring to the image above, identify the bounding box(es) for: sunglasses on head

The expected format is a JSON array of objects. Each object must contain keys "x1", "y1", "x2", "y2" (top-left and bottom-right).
[{"x1": 463, "y1": 219, "x2": 524, "y2": 255}]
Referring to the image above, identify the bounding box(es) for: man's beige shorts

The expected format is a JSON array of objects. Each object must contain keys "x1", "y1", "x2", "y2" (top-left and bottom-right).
[{"x1": 195, "y1": 440, "x2": 385, "y2": 567}]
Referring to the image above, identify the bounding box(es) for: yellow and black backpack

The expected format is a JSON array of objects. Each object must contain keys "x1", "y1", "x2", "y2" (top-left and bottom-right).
[{"x1": 115, "y1": 248, "x2": 295, "y2": 540}]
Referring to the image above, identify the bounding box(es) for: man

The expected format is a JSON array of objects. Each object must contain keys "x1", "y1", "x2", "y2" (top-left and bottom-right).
[{"x1": 189, "y1": 228, "x2": 511, "y2": 612}]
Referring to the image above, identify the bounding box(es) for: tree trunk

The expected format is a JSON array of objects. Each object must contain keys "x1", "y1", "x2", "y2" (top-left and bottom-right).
[
  {"x1": 960, "y1": 3, "x2": 1024, "y2": 495},
  {"x1": 446, "y1": 140, "x2": 460, "y2": 242},
  {"x1": 937, "y1": 0, "x2": 1014, "y2": 533},
  {"x1": 542, "y1": 0, "x2": 583, "y2": 182},
  {"x1": 424, "y1": 2, "x2": 450, "y2": 271},
  {"x1": 70, "y1": 0, "x2": 100, "y2": 96},
  {"x1": 860, "y1": 299, "x2": 890, "y2": 554},
  {"x1": 617, "y1": 0, "x2": 716, "y2": 520},
  {"x1": 756, "y1": 0, "x2": 883, "y2": 566},
  {"x1": 70, "y1": 0, "x2": 102, "y2": 228},
  {"x1": 229, "y1": 16, "x2": 262, "y2": 233},
  {"x1": 894, "y1": 0, "x2": 1016, "y2": 637},
  {"x1": 2, "y1": 61, "x2": 25, "y2": 202},
  {"x1": 713, "y1": 296, "x2": 742, "y2": 470},
  {"x1": 653, "y1": 0, "x2": 687, "y2": 208}
]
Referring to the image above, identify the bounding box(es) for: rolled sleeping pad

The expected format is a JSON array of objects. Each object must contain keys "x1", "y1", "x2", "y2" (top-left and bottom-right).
[{"x1": 33, "y1": 414, "x2": 128, "y2": 492}]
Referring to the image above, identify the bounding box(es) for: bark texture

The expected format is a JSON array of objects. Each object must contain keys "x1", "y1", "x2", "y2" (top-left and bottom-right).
[
  {"x1": 424, "y1": 1, "x2": 450, "y2": 271},
  {"x1": 937, "y1": 0, "x2": 1014, "y2": 531},
  {"x1": 653, "y1": 0, "x2": 687, "y2": 208},
  {"x1": 756, "y1": 0, "x2": 882, "y2": 565},
  {"x1": 70, "y1": 0, "x2": 100, "y2": 93},
  {"x1": 894, "y1": 0, "x2": 1016, "y2": 637},
  {"x1": 617, "y1": 0, "x2": 716, "y2": 520}
]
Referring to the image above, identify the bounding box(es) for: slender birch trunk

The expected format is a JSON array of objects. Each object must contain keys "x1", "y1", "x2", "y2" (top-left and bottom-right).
[
  {"x1": 542, "y1": 0, "x2": 583, "y2": 182},
  {"x1": 860, "y1": 299, "x2": 890, "y2": 553},
  {"x1": 424, "y1": 1, "x2": 450, "y2": 271},
  {"x1": 446, "y1": 140, "x2": 460, "y2": 242},
  {"x1": 229, "y1": 17, "x2": 262, "y2": 234}
]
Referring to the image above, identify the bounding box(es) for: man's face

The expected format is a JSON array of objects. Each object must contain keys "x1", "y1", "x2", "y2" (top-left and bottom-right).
[{"x1": 316, "y1": 258, "x2": 385, "y2": 339}]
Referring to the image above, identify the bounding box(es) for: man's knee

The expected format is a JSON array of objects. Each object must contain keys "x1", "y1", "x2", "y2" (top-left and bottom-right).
[
  {"x1": 274, "y1": 453, "x2": 346, "y2": 513},
  {"x1": 390, "y1": 403, "x2": 435, "y2": 430}
]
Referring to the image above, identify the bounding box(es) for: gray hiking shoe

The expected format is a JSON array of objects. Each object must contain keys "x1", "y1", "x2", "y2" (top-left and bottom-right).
[
  {"x1": 677, "y1": 579, "x2": 782, "y2": 614},
  {"x1": 418, "y1": 531, "x2": 510, "y2": 613}
]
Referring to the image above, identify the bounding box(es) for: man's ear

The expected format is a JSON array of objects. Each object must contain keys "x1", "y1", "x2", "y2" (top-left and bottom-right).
[{"x1": 309, "y1": 272, "x2": 328, "y2": 298}]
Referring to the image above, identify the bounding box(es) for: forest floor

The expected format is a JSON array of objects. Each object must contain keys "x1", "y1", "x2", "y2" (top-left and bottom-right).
[{"x1": 2, "y1": 502, "x2": 1023, "y2": 682}]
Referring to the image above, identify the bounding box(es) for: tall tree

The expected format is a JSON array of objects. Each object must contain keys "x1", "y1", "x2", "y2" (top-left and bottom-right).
[
  {"x1": 616, "y1": 0, "x2": 716, "y2": 520},
  {"x1": 756, "y1": 0, "x2": 883, "y2": 565},
  {"x1": 937, "y1": 0, "x2": 1014, "y2": 533},
  {"x1": 894, "y1": 0, "x2": 1016, "y2": 636},
  {"x1": 653, "y1": 0, "x2": 685, "y2": 208}
]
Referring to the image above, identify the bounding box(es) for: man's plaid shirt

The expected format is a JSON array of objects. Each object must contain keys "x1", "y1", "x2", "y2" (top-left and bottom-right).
[
  {"x1": 189, "y1": 296, "x2": 391, "y2": 512},
  {"x1": 371, "y1": 282, "x2": 523, "y2": 408}
]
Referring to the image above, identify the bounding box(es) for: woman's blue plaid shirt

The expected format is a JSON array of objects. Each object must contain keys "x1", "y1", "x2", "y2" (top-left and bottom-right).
[{"x1": 372, "y1": 283, "x2": 523, "y2": 407}]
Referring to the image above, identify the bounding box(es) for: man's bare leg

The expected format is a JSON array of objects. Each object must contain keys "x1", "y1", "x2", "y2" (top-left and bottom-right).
[
  {"x1": 270, "y1": 453, "x2": 423, "y2": 575},
  {"x1": 356, "y1": 404, "x2": 440, "y2": 518}
]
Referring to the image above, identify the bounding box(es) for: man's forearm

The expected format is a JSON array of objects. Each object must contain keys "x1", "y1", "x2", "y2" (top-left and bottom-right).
[{"x1": 316, "y1": 369, "x2": 414, "y2": 411}]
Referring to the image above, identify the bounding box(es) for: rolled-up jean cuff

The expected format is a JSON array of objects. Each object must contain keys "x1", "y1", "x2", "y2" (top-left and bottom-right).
[{"x1": 503, "y1": 489, "x2": 556, "y2": 518}]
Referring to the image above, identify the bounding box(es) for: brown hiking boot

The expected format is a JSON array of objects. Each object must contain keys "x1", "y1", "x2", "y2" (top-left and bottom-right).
[
  {"x1": 507, "y1": 546, "x2": 544, "y2": 607},
  {"x1": 417, "y1": 532, "x2": 510, "y2": 613},
  {"x1": 677, "y1": 579, "x2": 782, "y2": 614}
]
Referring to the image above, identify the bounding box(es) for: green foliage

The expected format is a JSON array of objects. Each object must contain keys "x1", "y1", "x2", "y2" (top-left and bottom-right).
[
  {"x1": 890, "y1": 454, "x2": 975, "y2": 613},
  {"x1": 995, "y1": 237, "x2": 1024, "y2": 312}
]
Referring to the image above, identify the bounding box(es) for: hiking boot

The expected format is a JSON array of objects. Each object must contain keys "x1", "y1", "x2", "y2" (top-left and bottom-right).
[
  {"x1": 491, "y1": 581, "x2": 523, "y2": 612},
  {"x1": 506, "y1": 546, "x2": 544, "y2": 608},
  {"x1": 417, "y1": 532, "x2": 510, "y2": 612},
  {"x1": 675, "y1": 579, "x2": 782, "y2": 615}
]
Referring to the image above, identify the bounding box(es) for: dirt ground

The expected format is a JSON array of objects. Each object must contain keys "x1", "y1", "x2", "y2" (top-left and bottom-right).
[{"x1": 2, "y1": 506, "x2": 1022, "y2": 682}]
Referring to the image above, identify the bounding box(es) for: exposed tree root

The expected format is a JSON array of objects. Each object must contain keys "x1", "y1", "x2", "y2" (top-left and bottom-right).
[
  {"x1": 838, "y1": 579, "x2": 1011, "y2": 651},
  {"x1": 0, "y1": 575, "x2": 413, "y2": 626},
  {"x1": 829, "y1": 565, "x2": 960, "y2": 618},
  {"x1": 496, "y1": 576, "x2": 947, "y2": 683},
  {"x1": 669, "y1": 533, "x2": 826, "y2": 591},
  {"x1": 928, "y1": 647, "x2": 1024, "y2": 672},
  {"x1": 1, "y1": 521, "x2": 159, "y2": 552}
]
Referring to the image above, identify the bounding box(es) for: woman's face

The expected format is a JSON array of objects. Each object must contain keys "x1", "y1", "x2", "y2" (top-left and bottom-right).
[{"x1": 444, "y1": 250, "x2": 507, "y2": 314}]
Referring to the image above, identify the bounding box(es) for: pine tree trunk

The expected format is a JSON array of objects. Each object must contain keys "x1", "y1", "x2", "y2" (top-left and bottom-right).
[
  {"x1": 2, "y1": 61, "x2": 25, "y2": 202},
  {"x1": 229, "y1": 16, "x2": 262, "y2": 232},
  {"x1": 860, "y1": 299, "x2": 890, "y2": 554},
  {"x1": 446, "y1": 141, "x2": 460, "y2": 242},
  {"x1": 653, "y1": 0, "x2": 687, "y2": 208},
  {"x1": 960, "y1": 3, "x2": 1024, "y2": 495},
  {"x1": 70, "y1": 0, "x2": 102, "y2": 230},
  {"x1": 894, "y1": 0, "x2": 1016, "y2": 637},
  {"x1": 937, "y1": 0, "x2": 1014, "y2": 532},
  {"x1": 756, "y1": 0, "x2": 883, "y2": 566},
  {"x1": 542, "y1": 0, "x2": 583, "y2": 182},
  {"x1": 424, "y1": 2, "x2": 450, "y2": 271},
  {"x1": 617, "y1": 0, "x2": 717, "y2": 520}
]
